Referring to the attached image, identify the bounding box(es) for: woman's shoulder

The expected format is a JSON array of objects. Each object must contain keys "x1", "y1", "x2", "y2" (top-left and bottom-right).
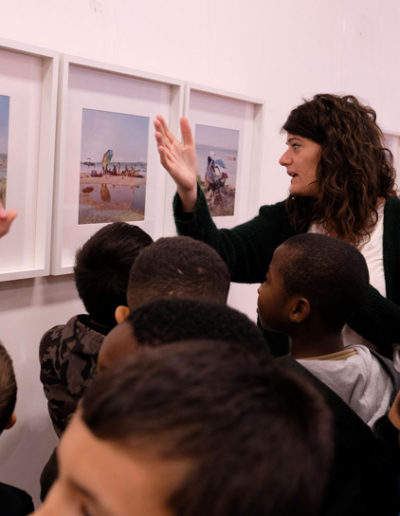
[
  {"x1": 258, "y1": 199, "x2": 287, "y2": 217},
  {"x1": 384, "y1": 196, "x2": 400, "y2": 220}
]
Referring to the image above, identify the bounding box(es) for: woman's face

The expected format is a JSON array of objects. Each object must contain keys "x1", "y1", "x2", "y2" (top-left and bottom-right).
[{"x1": 279, "y1": 134, "x2": 322, "y2": 197}]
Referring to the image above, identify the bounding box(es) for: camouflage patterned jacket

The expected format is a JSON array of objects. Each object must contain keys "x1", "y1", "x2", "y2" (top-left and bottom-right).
[{"x1": 39, "y1": 314, "x2": 112, "y2": 437}]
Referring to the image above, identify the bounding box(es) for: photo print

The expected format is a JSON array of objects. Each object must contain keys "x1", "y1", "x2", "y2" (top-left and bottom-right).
[
  {"x1": 79, "y1": 108, "x2": 149, "y2": 224},
  {"x1": 195, "y1": 124, "x2": 239, "y2": 216},
  {"x1": 0, "y1": 95, "x2": 10, "y2": 207}
]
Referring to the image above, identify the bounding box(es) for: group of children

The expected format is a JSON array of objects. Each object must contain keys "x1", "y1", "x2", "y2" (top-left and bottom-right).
[{"x1": 1, "y1": 218, "x2": 400, "y2": 514}]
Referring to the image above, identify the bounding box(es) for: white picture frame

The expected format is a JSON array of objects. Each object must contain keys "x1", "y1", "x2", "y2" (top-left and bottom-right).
[
  {"x1": 51, "y1": 55, "x2": 183, "y2": 275},
  {"x1": 0, "y1": 39, "x2": 58, "y2": 281},
  {"x1": 167, "y1": 83, "x2": 263, "y2": 230},
  {"x1": 383, "y1": 131, "x2": 400, "y2": 194}
]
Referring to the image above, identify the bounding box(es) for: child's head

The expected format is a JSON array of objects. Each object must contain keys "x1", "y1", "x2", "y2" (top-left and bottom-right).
[
  {"x1": 124, "y1": 236, "x2": 230, "y2": 313},
  {"x1": 0, "y1": 342, "x2": 17, "y2": 434},
  {"x1": 38, "y1": 341, "x2": 332, "y2": 516},
  {"x1": 74, "y1": 222, "x2": 153, "y2": 326},
  {"x1": 257, "y1": 233, "x2": 369, "y2": 334},
  {"x1": 98, "y1": 297, "x2": 268, "y2": 372}
]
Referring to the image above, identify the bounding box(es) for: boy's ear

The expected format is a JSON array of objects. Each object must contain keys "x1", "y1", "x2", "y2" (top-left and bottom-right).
[
  {"x1": 4, "y1": 412, "x2": 16, "y2": 430},
  {"x1": 288, "y1": 297, "x2": 310, "y2": 324},
  {"x1": 115, "y1": 305, "x2": 130, "y2": 324}
]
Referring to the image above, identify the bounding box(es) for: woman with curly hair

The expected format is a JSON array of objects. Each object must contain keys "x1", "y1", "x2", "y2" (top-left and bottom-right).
[{"x1": 154, "y1": 94, "x2": 400, "y2": 358}]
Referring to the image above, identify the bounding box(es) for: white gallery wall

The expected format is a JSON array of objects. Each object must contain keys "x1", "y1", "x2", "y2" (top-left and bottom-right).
[{"x1": 0, "y1": 0, "x2": 400, "y2": 506}]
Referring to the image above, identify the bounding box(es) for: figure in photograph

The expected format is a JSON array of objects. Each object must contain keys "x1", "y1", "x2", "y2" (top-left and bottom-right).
[
  {"x1": 0, "y1": 95, "x2": 10, "y2": 208},
  {"x1": 79, "y1": 109, "x2": 149, "y2": 224},
  {"x1": 195, "y1": 124, "x2": 239, "y2": 217}
]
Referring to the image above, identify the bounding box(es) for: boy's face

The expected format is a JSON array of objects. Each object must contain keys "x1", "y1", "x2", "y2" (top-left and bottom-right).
[
  {"x1": 97, "y1": 321, "x2": 139, "y2": 373},
  {"x1": 34, "y1": 413, "x2": 189, "y2": 516},
  {"x1": 257, "y1": 245, "x2": 293, "y2": 333}
]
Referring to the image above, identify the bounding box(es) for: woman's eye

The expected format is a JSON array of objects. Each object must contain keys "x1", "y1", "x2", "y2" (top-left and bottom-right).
[{"x1": 292, "y1": 143, "x2": 300, "y2": 150}]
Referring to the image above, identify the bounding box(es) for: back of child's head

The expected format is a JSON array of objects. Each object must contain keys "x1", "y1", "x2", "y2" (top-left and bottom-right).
[
  {"x1": 84, "y1": 340, "x2": 333, "y2": 516},
  {"x1": 74, "y1": 222, "x2": 153, "y2": 326},
  {"x1": 126, "y1": 236, "x2": 230, "y2": 310},
  {"x1": 98, "y1": 298, "x2": 269, "y2": 371},
  {"x1": 279, "y1": 233, "x2": 369, "y2": 330},
  {"x1": 129, "y1": 297, "x2": 265, "y2": 349},
  {"x1": 0, "y1": 342, "x2": 16, "y2": 434}
]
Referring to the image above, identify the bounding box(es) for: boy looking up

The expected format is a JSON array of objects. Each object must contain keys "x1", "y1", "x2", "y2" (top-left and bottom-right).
[{"x1": 257, "y1": 233, "x2": 399, "y2": 427}]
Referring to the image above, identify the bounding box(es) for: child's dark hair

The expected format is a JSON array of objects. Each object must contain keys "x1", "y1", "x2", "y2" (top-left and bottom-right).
[
  {"x1": 82, "y1": 340, "x2": 333, "y2": 516},
  {"x1": 0, "y1": 342, "x2": 16, "y2": 434},
  {"x1": 74, "y1": 222, "x2": 153, "y2": 326},
  {"x1": 126, "y1": 297, "x2": 268, "y2": 353},
  {"x1": 279, "y1": 233, "x2": 369, "y2": 330},
  {"x1": 126, "y1": 236, "x2": 230, "y2": 310}
]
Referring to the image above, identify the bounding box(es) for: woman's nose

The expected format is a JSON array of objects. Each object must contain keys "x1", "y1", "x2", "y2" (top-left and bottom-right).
[{"x1": 279, "y1": 149, "x2": 291, "y2": 166}]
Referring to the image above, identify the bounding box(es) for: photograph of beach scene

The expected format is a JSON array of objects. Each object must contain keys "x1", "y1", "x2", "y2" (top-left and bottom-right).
[
  {"x1": 79, "y1": 108, "x2": 149, "y2": 224},
  {"x1": 195, "y1": 124, "x2": 239, "y2": 217},
  {"x1": 0, "y1": 95, "x2": 10, "y2": 208},
  {"x1": 383, "y1": 133, "x2": 400, "y2": 194}
]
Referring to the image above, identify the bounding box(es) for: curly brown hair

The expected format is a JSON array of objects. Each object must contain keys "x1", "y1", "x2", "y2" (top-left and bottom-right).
[{"x1": 283, "y1": 94, "x2": 398, "y2": 245}]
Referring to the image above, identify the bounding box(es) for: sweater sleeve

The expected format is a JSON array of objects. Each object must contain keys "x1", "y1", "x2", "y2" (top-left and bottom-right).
[
  {"x1": 39, "y1": 328, "x2": 78, "y2": 436},
  {"x1": 174, "y1": 186, "x2": 295, "y2": 283},
  {"x1": 347, "y1": 285, "x2": 400, "y2": 358}
]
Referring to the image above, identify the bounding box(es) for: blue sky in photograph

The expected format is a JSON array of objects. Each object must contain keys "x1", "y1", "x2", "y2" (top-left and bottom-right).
[
  {"x1": 0, "y1": 95, "x2": 10, "y2": 154},
  {"x1": 195, "y1": 124, "x2": 239, "y2": 150},
  {"x1": 80, "y1": 108, "x2": 149, "y2": 163}
]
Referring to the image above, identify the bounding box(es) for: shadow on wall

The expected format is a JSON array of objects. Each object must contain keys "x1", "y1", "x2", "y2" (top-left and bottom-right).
[{"x1": 0, "y1": 274, "x2": 79, "y2": 311}]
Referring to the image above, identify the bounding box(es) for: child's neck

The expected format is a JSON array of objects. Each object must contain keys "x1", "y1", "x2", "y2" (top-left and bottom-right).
[{"x1": 289, "y1": 325, "x2": 344, "y2": 359}]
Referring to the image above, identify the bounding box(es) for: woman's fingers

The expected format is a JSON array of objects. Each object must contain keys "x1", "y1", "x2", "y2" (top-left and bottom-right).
[
  {"x1": 180, "y1": 117, "x2": 194, "y2": 147},
  {"x1": 155, "y1": 115, "x2": 176, "y2": 146}
]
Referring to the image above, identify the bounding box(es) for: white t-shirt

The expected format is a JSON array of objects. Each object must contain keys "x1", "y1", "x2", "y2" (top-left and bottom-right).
[{"x1": 297, "y1": 345, "x2": 393, "y2": 427}]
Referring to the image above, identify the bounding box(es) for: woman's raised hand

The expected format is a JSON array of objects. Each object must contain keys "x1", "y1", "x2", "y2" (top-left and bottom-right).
[{"x1": 154, "y1": 115, "x2": 198, "y2": 212}]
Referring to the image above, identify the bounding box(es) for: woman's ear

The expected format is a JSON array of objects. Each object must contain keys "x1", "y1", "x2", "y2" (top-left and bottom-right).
[
  {"x1": 289, "y1": 297, "x2": 310, "y2": 324},
  {"x1": 115, "y1": 305, "x2": 130, "y2": 324},
  {"x1": 4, "y1": 411, "x2": 16, "y2": 430}
]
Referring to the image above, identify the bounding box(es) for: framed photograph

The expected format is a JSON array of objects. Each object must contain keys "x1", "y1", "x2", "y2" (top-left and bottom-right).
[
  {"x1": 383, "y1": 131, "x2": 400, "y2": 194},
  {"x1": 51, "y1": 55, "x2": 183, "y2": 274},
  {"x1": 0, "y1": 39, "x2": 58, "y2": 281},
  {"x1": 177, "y1": 84, "x2": 263, "y2": 228}
]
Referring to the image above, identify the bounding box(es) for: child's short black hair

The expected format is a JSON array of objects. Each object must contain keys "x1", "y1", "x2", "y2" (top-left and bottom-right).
[
  {"x1": 74, "y1": 222, "x2": 152, "y2": 326},
  {"x1": 126, "y1": 236, "x2": 230, "y2": 310},
  {"x1": 127, "y1": 297, "x2": 267, "y2": 353},
  {"x1": 82, "y1": 340, "x2": 333, "y2": 516},
  {"x1": 279, "y1": 233, "x2": 369, "y2": 330},
  {"x1": 0, "y1": 342, "x2": 16, "y2": 434}
]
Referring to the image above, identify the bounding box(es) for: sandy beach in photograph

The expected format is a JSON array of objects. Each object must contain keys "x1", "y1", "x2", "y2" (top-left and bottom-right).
[{"x1": 80, "y1": 173, "x2": 146, "y2": 187}]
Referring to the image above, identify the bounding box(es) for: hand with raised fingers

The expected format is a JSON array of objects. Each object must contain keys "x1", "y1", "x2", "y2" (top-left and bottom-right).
[
  {"x1": 154, "y1": 115, "x2": 198, "y2": 211},
  {"x1": 0, "y1": 204, "x2": 17, "y2": 238}
]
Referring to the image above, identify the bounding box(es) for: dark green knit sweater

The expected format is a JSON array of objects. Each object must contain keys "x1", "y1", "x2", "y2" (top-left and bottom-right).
[{"x1": 174, "y1": 187, "x2": 400, "y2": 357}]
